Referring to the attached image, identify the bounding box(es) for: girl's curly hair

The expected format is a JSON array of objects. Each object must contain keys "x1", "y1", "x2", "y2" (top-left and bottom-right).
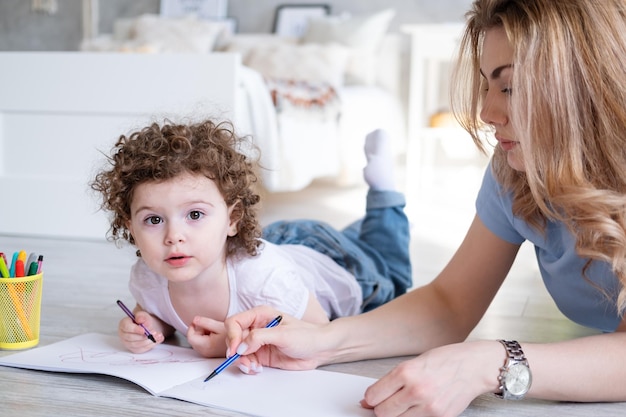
[{"x1": 90, "y1": 119, "x2": 262, "y2": 257}]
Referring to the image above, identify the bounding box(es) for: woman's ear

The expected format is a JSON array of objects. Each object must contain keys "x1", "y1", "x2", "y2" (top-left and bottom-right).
[{"x1": 227, "y1": 201, "x2": 242, "y2": 236}]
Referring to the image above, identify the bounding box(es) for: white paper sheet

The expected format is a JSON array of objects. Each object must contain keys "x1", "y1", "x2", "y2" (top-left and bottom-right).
[{"x1": 0, "y1": 333, "x2": 375, "y2": 417}]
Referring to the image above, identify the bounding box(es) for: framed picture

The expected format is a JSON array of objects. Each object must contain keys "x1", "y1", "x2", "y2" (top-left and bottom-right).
[
  {"x1": 160, "y1": 0, "x2": 228, "y2": 19},
  {"x1": 273, "y1": 4, "x2": 331, "y2": 37}
]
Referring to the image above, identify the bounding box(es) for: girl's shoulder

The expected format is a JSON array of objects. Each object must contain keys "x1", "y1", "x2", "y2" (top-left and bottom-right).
[{"x1": 129, "y1": 258, "x2": 167, "y2": 289}]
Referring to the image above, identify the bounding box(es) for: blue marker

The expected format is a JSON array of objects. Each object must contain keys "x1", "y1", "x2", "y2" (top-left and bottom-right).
[
  {"x1": 9, "y1": 252, "x2": 18, "y2": 277},
  {"x1": 204, "y1": 315, "x2": 283, "y2": 382}
]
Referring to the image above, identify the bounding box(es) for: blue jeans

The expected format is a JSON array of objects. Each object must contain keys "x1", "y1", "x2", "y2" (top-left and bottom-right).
[{"x1": 262, "y1": 189, "x2": 412, "y2": 313}]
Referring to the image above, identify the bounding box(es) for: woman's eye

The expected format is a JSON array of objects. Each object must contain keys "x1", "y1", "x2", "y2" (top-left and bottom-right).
[
  {"x1": 501, "y1": 87, "x2": 512, "y2": 95},
  {"x1": 145, "y1": 216, "x2": 162, "y2": 225},
  {"x1": 188, "y1": 210, "x2": 204, "y2": 221}
]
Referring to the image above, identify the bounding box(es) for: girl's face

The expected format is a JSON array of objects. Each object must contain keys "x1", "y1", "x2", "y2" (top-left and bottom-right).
[
  {"x1": 480, "y1": 26, "x2": 525, "y2": 172},
  {"x1": 127, "y1": 172, "x2": 238, "y2": 284}
]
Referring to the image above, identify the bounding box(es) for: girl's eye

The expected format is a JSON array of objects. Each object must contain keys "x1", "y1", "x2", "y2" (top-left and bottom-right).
[
  {"x1": 501, "y1": 87, "x2": 512, "y2": 95},
  {"x1": 188, "y1": 210, "x2": 204, "y2": 221},
  {"x1": 145, "y1": 216, "x2": 162, "y2": 225}
]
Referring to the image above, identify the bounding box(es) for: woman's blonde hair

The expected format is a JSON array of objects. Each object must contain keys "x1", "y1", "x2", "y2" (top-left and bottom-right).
[{"x1": 452, "y1": 0, "x2": 626, "y2": 313}]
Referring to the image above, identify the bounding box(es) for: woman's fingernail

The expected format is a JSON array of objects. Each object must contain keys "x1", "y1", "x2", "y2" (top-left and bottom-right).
[
  {"x1": 238, "y1": 364, "x2": 250, "y2": 374},
  {"x1": 235, "y1": 342, "x2": 249, "y2": 355},
  {"x1": 226, "y1": 348, "x2": 231, "y2": 357}
]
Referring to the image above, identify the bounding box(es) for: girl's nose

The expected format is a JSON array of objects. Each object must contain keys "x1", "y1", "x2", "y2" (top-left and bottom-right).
[{"x1": 164, "y1": 225, "x2": 184, "y2": 245}]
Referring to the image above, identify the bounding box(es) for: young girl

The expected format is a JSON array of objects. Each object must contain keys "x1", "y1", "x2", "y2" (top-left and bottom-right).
[
  {"x1": 90, "y1": 119, "x2": 411, "y2": 357},
  {"x1": 214, "y1": 0, "x2": 626, "y2": 416}
]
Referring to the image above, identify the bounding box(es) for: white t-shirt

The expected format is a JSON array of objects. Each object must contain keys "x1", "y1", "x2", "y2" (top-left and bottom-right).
[{"x1": 129, "y1": 239, "x2": 363, "y2": 335}]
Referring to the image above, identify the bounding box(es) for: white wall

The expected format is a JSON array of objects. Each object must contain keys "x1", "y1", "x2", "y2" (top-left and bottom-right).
[{"x1": 0, "y1": 0, "x2": 472, "y2": 50}]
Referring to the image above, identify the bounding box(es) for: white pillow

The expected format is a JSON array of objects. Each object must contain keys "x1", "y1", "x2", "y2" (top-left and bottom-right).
[
  {"x1": 301, "y1": 9, "x2": 395, "y2": 85},
  {"x1": 221, "y1": 34, "x2": 298, "y2": 60},
  {"x1": 244, "y1": 43, "x2": 350, "y2": 87},
  {"x1": 302, "y1": 9, "x2": 395, "y2": 50},
  {"x1": 131, "y1": 14, "x2": 225, "y2": 53}
]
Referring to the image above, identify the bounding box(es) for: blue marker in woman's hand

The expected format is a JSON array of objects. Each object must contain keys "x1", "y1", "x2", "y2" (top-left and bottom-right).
[{"x1": 204, "y1": 315, "x2": 283, "y2": 382}]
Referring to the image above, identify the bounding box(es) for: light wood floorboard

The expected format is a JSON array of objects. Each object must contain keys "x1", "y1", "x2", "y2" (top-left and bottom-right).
[{"x1": 0, "y1": 158, "x2": 624, "y2": 416}]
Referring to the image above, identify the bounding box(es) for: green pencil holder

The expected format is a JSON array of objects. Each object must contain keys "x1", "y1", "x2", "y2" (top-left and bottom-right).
[{"x1": 0, "y1": 273, "x2": 43, "y2": 350}]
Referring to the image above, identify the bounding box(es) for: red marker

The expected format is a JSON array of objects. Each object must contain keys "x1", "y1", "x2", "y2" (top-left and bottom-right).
[{"x1": 15, "y1": 259, "x2": 25, "y2": 277}]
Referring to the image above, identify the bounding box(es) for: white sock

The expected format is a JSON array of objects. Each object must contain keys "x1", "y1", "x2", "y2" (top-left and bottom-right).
[{"x1": 363, "y1": 129, "x2": 395, "y2": 191}]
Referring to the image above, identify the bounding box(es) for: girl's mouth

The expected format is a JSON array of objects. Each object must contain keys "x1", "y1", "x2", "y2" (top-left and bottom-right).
[{"x1": 166, "y1": 254, "x2": 189, "y2": 267}]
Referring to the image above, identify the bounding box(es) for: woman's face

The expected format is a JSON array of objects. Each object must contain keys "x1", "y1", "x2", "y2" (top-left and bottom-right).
[{"x1": 480, "y1": 26, "x2": 525, "y2": 172}]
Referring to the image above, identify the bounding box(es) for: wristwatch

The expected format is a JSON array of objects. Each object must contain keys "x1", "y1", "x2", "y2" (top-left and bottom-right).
[{"x1": 496, "y1": 340, "x2": 532, "y2": 400}]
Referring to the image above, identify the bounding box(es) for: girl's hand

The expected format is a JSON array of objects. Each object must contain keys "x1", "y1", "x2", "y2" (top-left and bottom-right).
[
  {"x1": 187, "y1": 316, "x2": 228, "y2": 358},
  {"x1": 361, "y1": 341, "x2": 502, "y2": 417},
  {"x1": 117, "y1": 310, "x2": 165, "y2": 353}
]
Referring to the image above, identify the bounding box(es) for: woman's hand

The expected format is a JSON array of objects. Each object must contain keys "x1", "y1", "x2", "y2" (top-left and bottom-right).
[
  {"x1": 117, "y1": 310, "x2": 166, "y2": 353},
  {"x1": 223, "y1": 305, "x2": 328, "y2": 372},
  {"x1": 187, "y1": 316, "x2": 228, "y2": 358},
  {"x1": 361, "y1": 341, "x2": 502, "y2": 417}
]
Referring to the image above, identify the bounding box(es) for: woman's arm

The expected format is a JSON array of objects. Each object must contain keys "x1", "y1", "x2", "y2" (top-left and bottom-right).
[
  {"x1": 225, "y1": 215, "x2": 520, "y2": 366},
  {"x1": 523, "y1": 329, "x2": 626, "y2": 402},
  {"x1": 359, "y1": 329, "x2": 626, "y2": 416}
]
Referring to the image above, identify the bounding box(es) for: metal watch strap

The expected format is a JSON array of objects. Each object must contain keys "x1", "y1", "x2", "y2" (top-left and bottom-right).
[
  {"x1": 499, "y1": 340, "x2": 526, "y2": 363},
  {"x1": 496, "y1": 339, "x2": 530, "y2": 400}
]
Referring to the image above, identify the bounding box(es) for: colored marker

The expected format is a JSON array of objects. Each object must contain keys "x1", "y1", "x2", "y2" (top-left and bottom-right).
[
  {"x1": 36, "y1": 255, "x2": 44, "y2": 274},
  {"x1": 27, "y1": 260, "x2": 39, "y2": 276},
  {"x1": 204, "y1": 315, "x2": 283, "y2": 382},
  {"x1": 14, "y1": 260, "x2": 25, "y2": 277},
  {"x1": 25, "y1": 253, "x2": 37, "y2": 273},
  {"x1": 9, "y1": 252, "x2": 18, "y2": 277},
  {"x1": 116, "y1": 300, "x2": 156, "y2": 343},
  {"x1": 0, "y1": 256, "x2": 9, "y2": 278}
]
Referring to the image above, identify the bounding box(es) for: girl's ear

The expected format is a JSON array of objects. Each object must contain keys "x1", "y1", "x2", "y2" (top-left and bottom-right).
[
  {"x1": 126, "y1": 219, "x2": 134, "y2": 238},
  {"x1": 227, "y1": 200, "x2": 242, "y2": 236}
]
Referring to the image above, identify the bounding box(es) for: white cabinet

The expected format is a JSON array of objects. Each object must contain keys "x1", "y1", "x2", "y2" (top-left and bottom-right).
[
  {"x1": 0, "y1": 52, "x2": 239, "y2": 240},
  {"x1": 401, "y1": 24, "x2": 489, "y2": 202}
]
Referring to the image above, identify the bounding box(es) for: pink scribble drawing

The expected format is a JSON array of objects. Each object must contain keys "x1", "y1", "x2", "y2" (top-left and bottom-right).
[{"x1": 59, "y1": 346, "x2": 205, "y2": 366}]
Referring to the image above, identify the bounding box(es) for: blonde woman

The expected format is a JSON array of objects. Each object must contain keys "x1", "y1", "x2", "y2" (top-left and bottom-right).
[{"x1": 192, "y1": 1, "x2": 626, "y2": 416}]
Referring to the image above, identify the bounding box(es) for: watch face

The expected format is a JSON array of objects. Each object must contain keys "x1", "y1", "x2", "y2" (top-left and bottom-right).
[{"x1": 504, "y1": 363, "x2": 532, "y2": 396}]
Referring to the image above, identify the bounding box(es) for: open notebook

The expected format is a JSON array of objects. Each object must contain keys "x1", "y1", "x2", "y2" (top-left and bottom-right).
[{"x1": 0, "y1": 333, "x2": 375, "y2": 417}]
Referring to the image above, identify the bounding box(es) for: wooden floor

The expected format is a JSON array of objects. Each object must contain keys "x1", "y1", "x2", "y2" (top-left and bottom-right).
[{"x1": 1, "y1": 155, "x2": 624, "y2": 416}]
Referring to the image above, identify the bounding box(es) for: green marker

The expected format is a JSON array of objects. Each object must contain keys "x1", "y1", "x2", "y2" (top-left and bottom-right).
[
  {"x1": 0, "y1": 256, "x2": 10, "y2": 278},
  {"x1": 27, "y1": 260, "x2": 39, "y2": 276}
]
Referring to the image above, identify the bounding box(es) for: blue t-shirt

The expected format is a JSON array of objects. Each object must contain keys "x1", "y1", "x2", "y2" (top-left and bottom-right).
[{"x1": 476, "y1": 162, "x2": 621, "y2": 332}]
